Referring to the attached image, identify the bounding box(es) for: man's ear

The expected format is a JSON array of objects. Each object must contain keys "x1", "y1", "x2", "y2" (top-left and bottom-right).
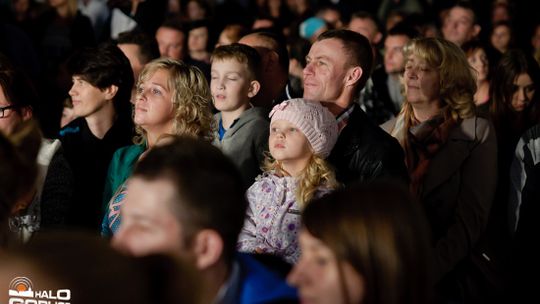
[
  {"x1": 103, "y1": 85, "x2": 119, "y2": 100},
  {"x1": 247, "y1": 80, "x2": 261, "y2": 98},
  {"x1": 192, "y1": 229, "x2": 223, "y2": 270},
  {"x1": 472, "y1": 25, "x2": 481, "y2": 38},
  {"x1": 373, "y1": 32, "x2": 383, "y2": 45},
  {"x1": 345, "y1": 66, "x2": 363, "y2": 88}
]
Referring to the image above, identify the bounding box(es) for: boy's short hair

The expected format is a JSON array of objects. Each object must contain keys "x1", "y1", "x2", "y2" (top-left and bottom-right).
[
  {"x1": 211, "y1": 43, "x2": 261, "y2": 81},
  {"x1": 132, "y1": 136, "x2": 247, "y2": 264}
]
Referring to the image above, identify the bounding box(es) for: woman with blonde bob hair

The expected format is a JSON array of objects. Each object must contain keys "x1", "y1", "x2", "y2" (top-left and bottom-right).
[
  {"x1": 382, "y1": 37, "x2": 498, "y2": 302},
  {"x1": 101, "y1": 58, "x2": 213, "y2": 236}
]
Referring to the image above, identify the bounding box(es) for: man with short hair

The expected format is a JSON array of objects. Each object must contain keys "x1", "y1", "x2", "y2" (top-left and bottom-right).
[
  {"x1": 116, "y1": 30, "x2": 160, "y2": 100},
  {"x1": 155, "y1": 18, "x2": 211, "y2": 81},
  {"x1": 155, "y1": 18, "x2": 186, "y2": 61},
  {"x1": 112, "y1": 137, "x2": 297, "y2": 304},
  {"x1": 347, "y1": 11, "x2": 394, "y2": 124},
  {"x1": 441, "y1": 1, "x2": 481, "y2": 47},
  {"x1": 239, "y1": 31, "x2": 294, "y2": 109},
  {"x1": 303, "y1": 29, "x2": 408, "y2": 185},
  {"x1": 117, "y1": 30, "x2": 160, "y2": 82},
  {"x1": 348, "y1": 11, "x2": 383, "y2": 50},
  {"x1": 372, "y1": 22, "x2": 420, "y2": 115}
]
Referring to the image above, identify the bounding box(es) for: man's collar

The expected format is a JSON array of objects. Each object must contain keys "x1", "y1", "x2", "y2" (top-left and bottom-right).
[
  {"x1": 336, "y1": 104, "x2": 356, "y2": 132},
  {"x1": 336, "y1": 104, "x2": 356, "y2": 123},
  {"x1": 213, "y1": 260, "x2": 241, "y2": 304}
]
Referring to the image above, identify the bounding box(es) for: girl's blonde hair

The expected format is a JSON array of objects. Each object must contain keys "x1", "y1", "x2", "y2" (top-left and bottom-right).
[
  {"x1": 263, "y1": 153, "x2": 339, "y2": 208},
  {"x1": 134, "y1": 58, "x2": 213, "y2": 144},
  {"x1": 401, "y1": 37, "x2": 476, "y2": 124}
]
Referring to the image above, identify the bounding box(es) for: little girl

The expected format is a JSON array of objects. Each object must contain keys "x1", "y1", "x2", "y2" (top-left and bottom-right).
[{"x1": 237, "y1": 98, "x2": 339, "y2": 264}]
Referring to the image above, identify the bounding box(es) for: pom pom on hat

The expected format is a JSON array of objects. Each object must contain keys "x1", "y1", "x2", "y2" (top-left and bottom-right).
[
  {"x1": 269, "y1": 98, "x2": 338, "y2": 158},
  {"x1": 299, "y1": 17, "x2": 327, "y2": 40}
]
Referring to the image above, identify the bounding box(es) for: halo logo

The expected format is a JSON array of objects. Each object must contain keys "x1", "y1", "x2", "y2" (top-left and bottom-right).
[
  {"x1": 8, "y1": 277, "x2": 71, "y2": 304},
  {"x1": 9, "y1": 277, "x2": 34, "y2": 297}
]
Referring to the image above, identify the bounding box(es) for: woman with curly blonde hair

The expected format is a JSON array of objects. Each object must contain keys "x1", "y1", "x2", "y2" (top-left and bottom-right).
[
  {"x1": 237, "y1": 98, "x2": 339, "y2": 265},
  {"x1": 382, "y1": 37, "x2": 498, "y2": 302},
  {"x1": 101, "y1": 58, "x2": 213, "y2": 236},
  {"x1": 132, "y1": 58, "x2": 213, "y2": 144}
]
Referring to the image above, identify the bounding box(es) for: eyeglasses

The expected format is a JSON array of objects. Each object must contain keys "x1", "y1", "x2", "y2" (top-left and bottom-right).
[{"x1": 0, "y1": 105, "x2": 17, "y2": 118}]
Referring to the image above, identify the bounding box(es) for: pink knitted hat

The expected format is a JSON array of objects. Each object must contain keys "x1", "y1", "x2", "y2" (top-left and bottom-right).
[{"x1": 269, "y1": 98, "x2": 338, "y2": 158}]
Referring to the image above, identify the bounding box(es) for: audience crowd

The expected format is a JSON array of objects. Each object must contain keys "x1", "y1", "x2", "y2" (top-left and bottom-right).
[{"x1": 1, "y1": 0, "x2": 539, "y2": 303}]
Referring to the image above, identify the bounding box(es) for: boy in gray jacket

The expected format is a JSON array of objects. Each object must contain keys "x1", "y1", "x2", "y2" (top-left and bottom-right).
[{"x1": 211, "y1": 43, "x2": 268, "y2": 188}]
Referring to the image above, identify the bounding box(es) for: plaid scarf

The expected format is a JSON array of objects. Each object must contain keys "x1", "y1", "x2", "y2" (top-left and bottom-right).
[{"x1": 405, "y1": 115, "x2": 456, "y2": 195}]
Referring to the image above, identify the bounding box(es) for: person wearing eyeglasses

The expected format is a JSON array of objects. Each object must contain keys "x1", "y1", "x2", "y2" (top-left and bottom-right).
[
  {"x1": 0, "y1": 55, "x2": 73, "y2": 243},
  {"x1": 0, "y1": 105, "x2": 23, "y2": 131}
]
